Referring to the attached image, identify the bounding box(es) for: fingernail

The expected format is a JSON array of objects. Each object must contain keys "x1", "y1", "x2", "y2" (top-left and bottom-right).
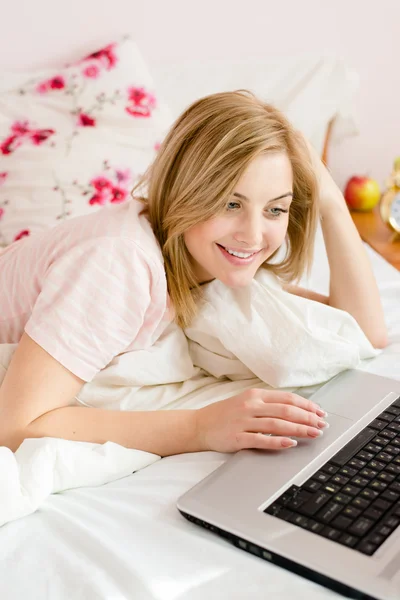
[
  {"x1": 281, "y1": 439, "x2": 297, "y2": 448},
  {"x1": 316, "y1": 408, "x2": 328, "y2": 418},
  {"x1": 317, "y1": 420, "x2": 329, "y2": 429},
  {"x1": 308, "y1": 429, "x2": 323, "y2": 438}
]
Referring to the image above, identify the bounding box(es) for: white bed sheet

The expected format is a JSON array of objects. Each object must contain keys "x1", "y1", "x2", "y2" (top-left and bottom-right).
[{"x1": 0, "y1": 229, "x2": 399, "y2": 600}]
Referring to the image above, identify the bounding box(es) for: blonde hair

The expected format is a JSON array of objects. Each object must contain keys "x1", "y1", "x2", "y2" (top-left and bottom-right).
[{"x1": 132, "y1": 90, "x2": 319, "y2": 329}]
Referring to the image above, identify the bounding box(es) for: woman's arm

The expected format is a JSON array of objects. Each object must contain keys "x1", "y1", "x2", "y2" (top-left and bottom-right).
[
  {"x1": 303, "y1": 136, "x2": 388, "y2": 349},
  {"x1": 0, "y1": 333, "x2": 200, "y2": 454},
  {"x1": 319, "y1": 197, "x2": 388, "y2": 348}
]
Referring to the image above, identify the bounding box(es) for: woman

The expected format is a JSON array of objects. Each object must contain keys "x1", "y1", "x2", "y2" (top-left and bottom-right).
[{"x1": 0, "y1": 91, "x2": 387, "y2": 455}]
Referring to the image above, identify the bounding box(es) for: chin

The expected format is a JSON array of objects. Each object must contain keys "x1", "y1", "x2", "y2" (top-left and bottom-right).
[{"x1": 218, "y1": 271, "x2": 256, "y2": 289}]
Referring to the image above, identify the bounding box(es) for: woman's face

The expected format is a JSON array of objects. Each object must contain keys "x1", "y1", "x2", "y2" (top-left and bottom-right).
[{"x1": 184, "y1": 152, "x2": 293, "y2": 288}]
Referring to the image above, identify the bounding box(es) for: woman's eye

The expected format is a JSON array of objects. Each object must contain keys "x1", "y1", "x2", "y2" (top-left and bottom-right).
[
  {"x1": 268, "y1": 207, "x2": 289, "y2": 217},
  {"x1": 227, "y1": 201, "x2": 240, "y2": 210}
]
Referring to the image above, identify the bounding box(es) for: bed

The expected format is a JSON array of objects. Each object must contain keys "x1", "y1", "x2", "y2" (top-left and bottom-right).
[{"x1": 0, "y1": 36, "x2": 399, "y2": 600}]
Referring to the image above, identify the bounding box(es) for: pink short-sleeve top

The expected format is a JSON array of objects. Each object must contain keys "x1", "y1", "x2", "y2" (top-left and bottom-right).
[{"x1": 0, "y1": 199, "x2": 172, "y2": 382}]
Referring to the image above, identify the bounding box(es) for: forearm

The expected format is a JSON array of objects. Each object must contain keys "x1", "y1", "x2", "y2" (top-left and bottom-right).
[
  {"x1": 320, "y1": 194, "x2": 388, "y2": 348},
  {"x1": 9, "y1": 405, "x2": 202, "y2": 456}
]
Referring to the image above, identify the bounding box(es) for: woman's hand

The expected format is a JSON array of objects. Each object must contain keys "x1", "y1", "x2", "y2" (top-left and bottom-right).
[
  {"x1": 194, "y1": 388, "x2": 328, "y2": 453},
  {"x1": 298, "y1": 131, "x2": 345, "y2": 218}
]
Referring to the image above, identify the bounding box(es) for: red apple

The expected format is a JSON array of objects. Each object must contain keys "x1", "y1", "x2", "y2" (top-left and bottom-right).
[{"x1": 343, "y1": 176, "x2": 381, "y2": 211}]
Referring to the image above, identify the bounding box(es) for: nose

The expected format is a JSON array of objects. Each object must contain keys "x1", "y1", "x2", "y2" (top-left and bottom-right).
[{"x1": 233, "y1": 212, "x2": 265, "y2": 248}]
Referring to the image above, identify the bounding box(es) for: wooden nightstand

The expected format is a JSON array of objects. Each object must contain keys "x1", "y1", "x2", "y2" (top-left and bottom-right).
[{"x1": 350, "y1": 206, "x2": 400, "y2": 270}]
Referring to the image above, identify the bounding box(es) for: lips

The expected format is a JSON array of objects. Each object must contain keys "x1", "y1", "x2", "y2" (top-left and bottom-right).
[
  {"x1": 216, "y1": 243, "x2": 261, "y2": 266},
  {"x1": 217, "y1": 244, "x2": 260, "y2": 255}
]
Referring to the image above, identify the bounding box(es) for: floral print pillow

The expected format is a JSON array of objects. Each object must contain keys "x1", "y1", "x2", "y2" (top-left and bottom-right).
[{"x1": 0, "y1": 37, "x2": 172, "y2": 246}]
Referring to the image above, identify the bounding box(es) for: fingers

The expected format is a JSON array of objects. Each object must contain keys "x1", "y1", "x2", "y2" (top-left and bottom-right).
[
  {"x1": 237, "y1": 432, "x2": 298, "y2": 451},
  {"x1": 247, "y1": 417, "x2": 325, "y2": 439},
  {"x1": 257, "y1": 390, "x2": 327, "y2": 418},
  {"x1": 253, "y1": 402, "x2": 327, "y2": 429}
]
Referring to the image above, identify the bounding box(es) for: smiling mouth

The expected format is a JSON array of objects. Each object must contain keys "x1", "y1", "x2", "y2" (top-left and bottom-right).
[{"x1": 217, "y1": 244, "x2": 262, "y2": 258}]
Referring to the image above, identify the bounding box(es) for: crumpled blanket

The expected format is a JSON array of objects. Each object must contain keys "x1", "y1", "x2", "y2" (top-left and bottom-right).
[{"x1": 0, "y1": 268, "x2": 379, "y2": 527}]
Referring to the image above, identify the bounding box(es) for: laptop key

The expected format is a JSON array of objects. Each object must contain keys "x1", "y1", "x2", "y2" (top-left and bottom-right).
[
  {"x1": 321, "y1": 527, "x2": 341, "y2": 541},
  {"x1": 320, "y1": 463, "x2": 339, "y2": 475},
  {"x1": 387, "y1": 423, "x2": 400, "y2": 433},
  {"x1": 300, "y1": 492, "x2": 330, "y2": 516},
  {"x1": 348, "y1": 458, "x2": 367, "y2": 470},
  {"x1": 312, "y1": 471, "x2": 330, "y2": 483},
  {"x1": 302, "y1": 480, "x2": 321, "y2": 493},
  {"x1": 368, "y1": 460, "x2": 385, "y2": 471},
  {"x1": 339, "y1": 466, "x2": 358, "y2": 478},
  {"x1": 371, "y1": 498, "x2": 391, "y2": 512},
  {"x1": 359, "y1": 468, "x2": 378, "y2": 480},
  {"x1": 381, "y1": 489, "x2": 399, "y2": 503},
  {"x1": 360, "y1": 488, "x2": 379, "y2": 500},
  {"x1": 377, "y1": 472, "x2": 396, "y2": 483},
  {"x1": 308, "y1": 520, "x2": 324, "y2": 533},
  {"x1": 369, "y1": 479, "x2": 388, "y2": 492},
  {"x1": 331, "y1": 474, "x2": 349, "y2": 486},
  {"x1": 380, "y1": 430, "x2": 396, "y2": 440},
  {"x1": 317, "y1": 502, "x2": 342, "y2": 523},
  {"x1": 288, "y1": 514, "x2": 309, "y2": 527},
  {"x1": 376, "y1": 452, "x2": 393, "y2": 464},
  {"x1": 342, "y1": 485, "x2": 361, "y2": 497},
  {"x1": 378, "y1": 412, "x2": 395, "y2": 422},
  {"x1": 366, "y1": 533, "x2": 385, "y2": 545},
  {"x1": 369, "y1": 419, "x2": 387, "y2": 431},
  {"x1": 356, "y1": 451, "x2": 375, "y2": 462},
  {"x1": 333, "y1": 493, "x2": 352, "y2": 505},
  {"x1": 372, "y1": 436, "x2": 389, "y2": 446},
  {"x1": 330, "y1": 428, "x2": 376, "y2": 467},
  {"x1": 364, "y1": 507, "x2": 384, "y2": 522},
  {"x1": 386, "y1": 464, "x2": 400, "y2": 475},
  {"x1": 385, "y1": 406, "x2": 400, "y2": 416},
  {"x1": 365, "y1": 444, "x2": 383, "y2": 454},
  {"x1": 286, "y1": 491, "x2": 312, "y2": 510},
  {"x1": 350, "y1": 476, "x2": 369, "y2": 487},
  {"x1": 339, "y1": 533, "x2": 358, "y2": 548},
  {"x1": 357, "y1": 540, "x2": 378, "y2": 556},
  {"x1": 352, "y1": 497, "x2": 371, "y2": 510},
  {"x1": 382, "y1": 515, "x2": 400, "y2": 530},
  {"x1": 322, "y1": 483, "x2": 341, "y2": 495},
  {"x1": 331, "y1": 515, "x2": 353, "y2": 530},
  {"x1": 349, "y1": 517, "x2": 374, "y2": 536},
  {"x1": 385, "y1": 445, "x2": 400, "y2": 456},
  {"x1": 343, "y1": 505, "x2": 362, "y2": 519}
]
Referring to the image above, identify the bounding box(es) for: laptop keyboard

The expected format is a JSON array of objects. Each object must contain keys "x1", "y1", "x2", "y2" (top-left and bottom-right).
[{"x1": 265, "y1": 395, "x2": 400, "y2": 556}]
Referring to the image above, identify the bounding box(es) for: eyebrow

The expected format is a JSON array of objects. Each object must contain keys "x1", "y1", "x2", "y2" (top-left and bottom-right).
[{"x1": 233, "y1": 192, "x2": 293, "y2": 204}]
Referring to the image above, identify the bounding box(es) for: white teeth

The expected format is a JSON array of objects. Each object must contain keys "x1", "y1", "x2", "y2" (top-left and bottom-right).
[{"x1": 224, "y1": 248, "x2": 255, "y2": 259}]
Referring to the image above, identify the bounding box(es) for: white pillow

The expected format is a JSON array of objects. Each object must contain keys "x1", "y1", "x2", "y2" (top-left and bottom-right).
[{"x1": 0, "y1": 37, "x2": 173, "y2": 245}]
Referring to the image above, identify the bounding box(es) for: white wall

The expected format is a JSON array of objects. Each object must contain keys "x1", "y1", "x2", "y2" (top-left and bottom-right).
[{"x1": 0, "y1": 0, "x2": 398, "y2": 190}]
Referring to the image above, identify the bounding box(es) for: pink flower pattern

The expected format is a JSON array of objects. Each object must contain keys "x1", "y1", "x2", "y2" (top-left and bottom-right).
[
  {"x1": 77, "y1": 113, "x2": 96, "y2": 127},
  {"x1": 1, "y1": 121, "x2": 55, "y2": 155},
  {"x1": 88, "y1": 165, "x2": 132, "y2": 206},
  {"x1": 82, "y1": 44, "x2": 118, "y2": 71},
  {"x1": 36, "y1": 76, "x2": 66, "y2": 94},
  {"x1": 82, "y1": 64, "x2": 100, "y2": 79},
  {"x1": 126, "y1": 87, "x2": 156, "y2": 118}
]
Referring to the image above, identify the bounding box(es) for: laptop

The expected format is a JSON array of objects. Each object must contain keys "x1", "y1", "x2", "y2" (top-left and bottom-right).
[{"x1": 177, "y1": 369, "x2": 400, "y2": 600}]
